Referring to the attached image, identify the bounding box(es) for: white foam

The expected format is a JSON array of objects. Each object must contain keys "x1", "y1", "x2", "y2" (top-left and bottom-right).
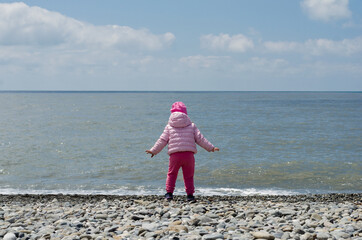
[
  {"x1": 195, "y1": 187, "x2": 301, "y2": 196},
  {"x1": 0, "y1": 187, "x2": 155, "y2": 196},
  {"x1": 0, "y1": 186, "x2": 303, "y2": 196}
]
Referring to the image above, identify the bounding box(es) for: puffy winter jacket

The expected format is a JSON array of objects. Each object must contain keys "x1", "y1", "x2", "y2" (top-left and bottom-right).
[{"x1": 150, "y1": 112, "x2": 215, "y2": 155}]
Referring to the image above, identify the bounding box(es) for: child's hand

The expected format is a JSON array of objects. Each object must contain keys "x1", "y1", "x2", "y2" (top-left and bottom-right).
[
  {"x1": 145, "y1": 150, "x2": 155, "y2": 158},
  {"x1": 212, "y1": 147, "x2": 219, "y2": 152}
]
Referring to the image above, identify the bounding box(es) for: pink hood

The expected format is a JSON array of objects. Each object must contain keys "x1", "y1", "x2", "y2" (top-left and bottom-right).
[{"x1": 168, "y1": 112, "x2": 192, "y2": 128}]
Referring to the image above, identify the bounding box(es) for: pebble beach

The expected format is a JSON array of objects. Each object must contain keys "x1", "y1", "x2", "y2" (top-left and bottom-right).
[{"x1": 0, "y1": 194, "x2": 361, "y2": 240}]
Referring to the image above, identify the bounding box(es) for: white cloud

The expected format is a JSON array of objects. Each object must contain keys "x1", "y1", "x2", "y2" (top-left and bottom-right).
[
  {"x1": 264, "y1": 36, "x2": 362, "y2": 56},
  {"x1": 179, "y1": 55, "x2": 230, "y2": 68},
  {"x1": 301, "y1": 0, "x2": 351, "y2": 21},
  {"x1": 203, "y1": 32, "x2": 362, "y2": 57},
  {"x1": 235, "y1": 57, "x2": 289, "y2": 73},
  {"x1": 342, "y1": 21, "x2": 362, "y2": 29},
  {"x1": 0, "y1": 2, "x2": 177, "y2": 90},
  {"x1": 263, "y1": 41, "x2": 300, "y2": 52},
  {"x1": 0, "y1": 2, "x2": 175, "y2": 50},
  {"x1": 200, "y1": 34, "x2": 254, "y2": 53}
]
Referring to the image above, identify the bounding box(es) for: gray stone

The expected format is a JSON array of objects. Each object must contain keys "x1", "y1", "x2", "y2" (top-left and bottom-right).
[
  {"x1": 202, "y1": 233, "x2": 224, "y2": 240},
  {"x1": 300, "y1": 233, "x2": 316, "y2": 240},
  {"x1": 169, "y1": 208, "x2": 181, "y2": 217},
  {"x1": 344, "y1": 225, "x2": 355, "y2": 232},
  {"x1": 295, "y1": 228, "x2": 305, "y2": 234},
  {"x1": 38, "y1": 226, "x2": 55, "y2": 236},
  {"x1": 331, "y1": 231, "x2": 350, "y2": 239},
  {"x1": 273, "y1": 232, "x2": 283, "y2": 239},
  {"x1": 145, "y1": 231, "x2": 158, "y2": 238},
  {"x1": 78, "y1": 217, "x2": 87, "y2": 222},
  {"x1": 167, "y1": 225, "x2": 188, "y2": 233},
  {"x1": 205, "y1": 213, "x2": 219, "y2": 219},
  {"x1": 270, "y1": 210, "x2": 282, "y2": 217},
  {"x1": 56, "y1": 219, "x2": 69, "y2": 226},
  {"x1": 193, "y1": 206, "x2": 207, "y2": 214},
  {"x1": 142, "y1": 223, "x2": 159, "y2": 231},
  {"x1": 130, "y1": 215, "x2": 144, "y2": 220},
  {"x1": 135, "y1": 210, "x2": 150, "y2": 215},
  {"x1": 217, "y1": 222, "x2": 226, "y2": 229},
  {"x1": 79, "y1": 235, "x2": 93, "y2": 240},
  {"x1": 197, "y1": 229, "x2": 209, "y2": 236},
  {"x1": 245, "y1": 210, "x2": 257, "y2": 218},
  {"x1": 0, "y1": 230, "x2": 7, "y2": 238},
  {"x1": 316, "y1": 232, "x2": 330, "y2": 240},
  {"x1": 281, "y1": 225, "x2": 293, "y2": 232},
  {"x1": 6, "y1": 217, "x2": 16, "y2": 223},
  {"x1": 281, "y1": 232, "x2": 290, "y2": 240},
  {"x1": 189, "y1": 218, "x2": 201, "y2": 226},
  {"x1": 104, "y1": 225, "x2": 119, "y2": 233},
  {"x1": 108, "y1": 213, "x2": 119, "y2": 219},
  {"x1": 199, "y1": 216, "x2": 214, "y2": 224},
  {"x1": 95, "y1": 214, "x2": 108, "y2": 220},
  {"x1": 305, "y1": 220, "x2": 318, "y2": 228},
  {"x1": 280, "y1": 209, "x2": 297, "y2": 216},
  {"x1": 310, "y1": 213, "x2": 322, "y2": 221},
  {"x1": 72, "y1": 221, "x2": 84, "y2": 228},
  {"x1": 186, "y1": 234, "x2": 202, "y2": 240}
]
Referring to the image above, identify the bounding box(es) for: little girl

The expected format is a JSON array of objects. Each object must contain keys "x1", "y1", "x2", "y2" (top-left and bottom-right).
[{"x1": 146, "y1": 102, "x2": 219, "y2": 201}]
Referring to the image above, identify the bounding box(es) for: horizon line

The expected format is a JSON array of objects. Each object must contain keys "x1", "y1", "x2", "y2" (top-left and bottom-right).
[{"x1": 0, "y1": 90, "x2": 361, "y2": 93}]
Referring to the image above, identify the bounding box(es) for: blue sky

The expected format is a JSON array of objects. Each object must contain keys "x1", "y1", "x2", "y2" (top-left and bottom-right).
[{"x1": 0, "y1": 0, "x2": 361, "y2": 91}]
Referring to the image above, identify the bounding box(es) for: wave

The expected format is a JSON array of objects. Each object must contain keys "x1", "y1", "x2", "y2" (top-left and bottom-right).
[{"x1": 0, "y1": 186, "x2": 335, "y2": 196}]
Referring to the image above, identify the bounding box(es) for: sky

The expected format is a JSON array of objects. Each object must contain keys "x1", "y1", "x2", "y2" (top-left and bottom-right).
[{"x1": 0, "y1": 0, "x2": 361, "y2": 91}]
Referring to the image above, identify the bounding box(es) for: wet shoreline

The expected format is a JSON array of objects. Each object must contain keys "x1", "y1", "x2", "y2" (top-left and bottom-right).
[{"x1": 1, "y1": 193, "x2": 361, "y2": 204}]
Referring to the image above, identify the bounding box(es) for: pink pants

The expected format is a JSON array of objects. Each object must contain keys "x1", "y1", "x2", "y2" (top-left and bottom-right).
[{"x1": 166, "y1": 151, "x2": 195, "y2": 195}]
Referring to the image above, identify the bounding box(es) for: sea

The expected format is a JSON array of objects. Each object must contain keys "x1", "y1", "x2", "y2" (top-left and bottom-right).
[{"x1": 0, "y1": 91, "x2": 361, "y2": 196}]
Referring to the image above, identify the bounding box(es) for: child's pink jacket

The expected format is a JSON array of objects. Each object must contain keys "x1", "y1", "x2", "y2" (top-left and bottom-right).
[{"x1": 150, "y1": 112, "x2": 215, "y2": 155}]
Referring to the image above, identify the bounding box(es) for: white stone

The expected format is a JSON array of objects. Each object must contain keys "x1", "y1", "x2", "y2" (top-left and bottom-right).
[
  {"x1": 3, "y1": 232, "x2": 16, "y2": 240},
  {"x1": 202, "y1": 233, "x2": 224, "y2": 240},
  {"x1": 252, "y1": 231, "x2": 275, "y2": 240}
]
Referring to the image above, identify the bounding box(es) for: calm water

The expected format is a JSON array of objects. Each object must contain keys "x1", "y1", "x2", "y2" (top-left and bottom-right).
[{"x1": 0, "y1": 92, "x2": 361, "y2": 195}]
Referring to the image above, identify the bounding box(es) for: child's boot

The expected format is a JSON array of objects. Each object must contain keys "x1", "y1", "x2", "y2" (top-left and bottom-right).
[
  {"x1": 165, "y1": 192, "x2": 173, "y2": 201},
  {"x1": 187, "y1": 194, "x2": 195, "y2": 202}
]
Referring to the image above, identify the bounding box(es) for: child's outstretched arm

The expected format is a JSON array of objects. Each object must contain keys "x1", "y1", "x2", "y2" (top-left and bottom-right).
[
  {"x1": 193, "y1": 124, "x2": 219, "y2": 152},
  {"x1": 146, "y1": 126, "x2": 169, "y2": 157},
  {"x1": 146, "y1": 138, "x2": 167, "y2": 157}
]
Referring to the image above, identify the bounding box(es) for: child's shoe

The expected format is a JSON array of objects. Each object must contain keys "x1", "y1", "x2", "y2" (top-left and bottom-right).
[
  {"x1": 165, "y1": 192, "x2": 173, "y2": 201},
  {"x1": 187, "y1": 194, "x2": 195, "y2": 202}
]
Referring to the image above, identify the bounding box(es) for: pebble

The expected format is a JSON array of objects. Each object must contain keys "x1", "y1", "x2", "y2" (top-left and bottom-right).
[
  {"x1": 0, "y1": 193, "x2": 360, "y2": 240},
  {"x1": 167, "y1": 225, "x2": 188, "y2": 233},
  {"x1": 135, "y1": 215, "x2": 147, "y2": 221},
  {"x1": 331, "y1": 230, "x2": 350, "y2": 239},
  {"x1": 193, "y1": 206, "x2": 207, "y2": 214},
  {"x1": 252, "y1": 231, "x2": 275, "y2": 239},
  {"x1": 94, "y1": 214, "x2": 107, "y2": 220},
  {"x1": 202, "y1": 232, "x2": 224, "y2": 239},
  {"x1": 3, "y1": 232, "x2": 16, "y2": 240},
  {"x1": 316, "y1": 232, "x2": 330, "y2": 240}
]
